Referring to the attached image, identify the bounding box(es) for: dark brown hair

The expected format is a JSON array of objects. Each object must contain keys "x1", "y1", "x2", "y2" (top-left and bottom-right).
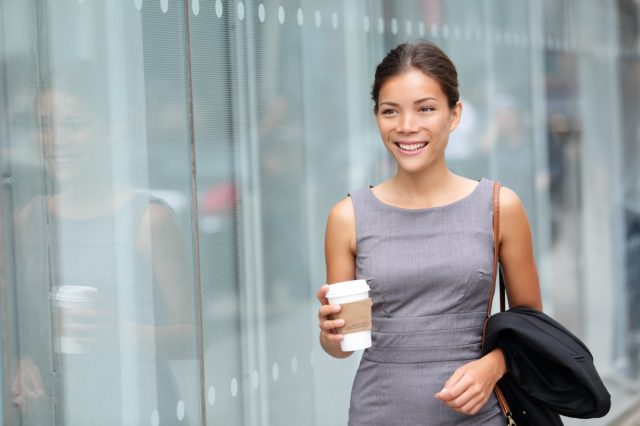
[{"x1": 371, "y1": 41, "x2": 459, "y2": 111}]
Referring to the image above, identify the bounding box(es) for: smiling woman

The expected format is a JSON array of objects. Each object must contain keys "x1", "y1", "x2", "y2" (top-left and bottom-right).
[{"x1": 317, "y1": 41, "x2": 542, "y2": 425}]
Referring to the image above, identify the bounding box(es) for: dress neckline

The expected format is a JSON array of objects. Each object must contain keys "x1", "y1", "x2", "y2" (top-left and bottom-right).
[{"x1": 367, "y1": 178, "x2": 486, "y2": 212}]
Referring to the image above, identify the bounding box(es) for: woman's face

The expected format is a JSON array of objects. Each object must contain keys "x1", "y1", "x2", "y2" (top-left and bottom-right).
[
  {"x1": 375, "y1": 69, "x2": 461, "y2": 174},
  {"x1": 38, "y1": 89, "x2": 100, "y2": 184}
]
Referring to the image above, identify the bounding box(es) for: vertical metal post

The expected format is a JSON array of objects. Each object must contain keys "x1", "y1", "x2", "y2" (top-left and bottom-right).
[
  {"x1": 182, "y1": 1, "x2": 208, "y2": 425},
  {"x1": 235, "y1": 3, "x2": 269, "y2": 423},
  {"x1": 528, "y1": 0, "x2": 554, "y2": 312}
]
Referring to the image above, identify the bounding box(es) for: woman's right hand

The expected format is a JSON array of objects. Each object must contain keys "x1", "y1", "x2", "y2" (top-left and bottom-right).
[
  {"x1": 317, "y1": 284, "x2": 351, "y2": 357},
  {"x1": 11, "y1": 358, "x2": 45, "y2": 413}
]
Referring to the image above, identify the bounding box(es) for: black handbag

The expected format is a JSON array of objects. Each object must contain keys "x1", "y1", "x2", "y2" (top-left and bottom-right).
[{"x1": 483, "y1": 182, "x2": 611, "y2": 425}]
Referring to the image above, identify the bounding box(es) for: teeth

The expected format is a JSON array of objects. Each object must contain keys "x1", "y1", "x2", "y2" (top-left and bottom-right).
[{"x1": 398, "y1": 143, "x2": 427, "y2": 151}]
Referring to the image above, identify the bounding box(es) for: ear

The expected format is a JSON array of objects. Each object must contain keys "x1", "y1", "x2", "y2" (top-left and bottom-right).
[{"x1": 448, "y1": 101, "x2": 463, "y2": 133}]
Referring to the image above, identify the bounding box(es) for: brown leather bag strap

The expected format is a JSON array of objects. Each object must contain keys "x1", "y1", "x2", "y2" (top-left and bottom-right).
[
  {"x1": 481, "y1": 182, "x2": 499, "y2": 343},
  {"x1": 485, "y1": 181, "x2": 502, "y2": 320},
  {"x1": 500, "y1": 267, "x2": 506, "y2": 313},
  {"x1": 495, "y1": 386, "x2": 512, "y2": 420},
  {"x1": 484, "y1": 181, "x2": 514, "y2": 421}
]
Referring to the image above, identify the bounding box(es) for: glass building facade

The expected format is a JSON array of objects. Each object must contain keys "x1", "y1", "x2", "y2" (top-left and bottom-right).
[{"x1": 0, "y1": 0, "x2": 639, "y2": 425}]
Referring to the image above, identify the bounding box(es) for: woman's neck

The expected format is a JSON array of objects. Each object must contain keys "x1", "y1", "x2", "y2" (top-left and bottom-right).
[
  {"x1": 391, "y1": 162, "x2": 456, "y2": 197},
  {"x1": 377, "y1": 163, "x2": 475, "y2": 209},
  {"x1": 50, "y1": 178, "x2": 133, "y2": 219}
]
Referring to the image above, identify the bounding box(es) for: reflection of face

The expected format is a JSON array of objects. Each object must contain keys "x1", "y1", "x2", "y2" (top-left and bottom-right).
[
  {"x1": 375, "y1": 69, "x2": 461, "y2": 174},
  {"x1": 38, "y1": 90, "x2": 98, "y2": 183}
]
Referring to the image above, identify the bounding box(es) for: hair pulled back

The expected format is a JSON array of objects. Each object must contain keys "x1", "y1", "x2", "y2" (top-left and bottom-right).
[{"x1": 371, "y1": 41, "x2": 459, "y2": 111}]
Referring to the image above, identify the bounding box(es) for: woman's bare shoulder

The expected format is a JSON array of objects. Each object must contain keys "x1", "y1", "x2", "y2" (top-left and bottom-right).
[
  {"x1": 328, "y1": 196, "x2": 355, "y2": 224},
  {"x1": 14, "y1": 198, "x2": 41, "y2": 238},
  {"x1": 498, "y1": 185, "x2": 532, "y2": 244},
  {"x1": 498, "y1": 186, "x2": 527, "y2": 218},
  {"x1": 326, "y1": 196, "x2": 356, "y2": 253}
]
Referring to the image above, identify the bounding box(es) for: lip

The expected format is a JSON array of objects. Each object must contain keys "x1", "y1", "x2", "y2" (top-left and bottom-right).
[
  {"x1": 45, "y1": 146, "x2": 84, "y2": 168},
  {"x1": 393, "y1": 141, "x2": 429, "y2": 156}
]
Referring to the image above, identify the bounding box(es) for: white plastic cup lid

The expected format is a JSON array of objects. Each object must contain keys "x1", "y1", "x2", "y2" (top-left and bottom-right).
[
  {"x1": 325, "y1": 280, "x2": 370, "y2": 299},
  {"x1": 54, "y1": 286, "x2": 97, "y2": 302}
]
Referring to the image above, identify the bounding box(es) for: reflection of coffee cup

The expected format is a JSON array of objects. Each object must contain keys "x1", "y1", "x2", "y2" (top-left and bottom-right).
[
  {"x1": 326, "y1": 280, "x2": 372, "y2": 352},
  {"x1": 52, "y1": 286, "x2": 99, "y2": 354}
]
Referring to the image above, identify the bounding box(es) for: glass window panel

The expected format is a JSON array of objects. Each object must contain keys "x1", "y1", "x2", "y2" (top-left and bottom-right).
[
  {"x1": 188, "y1": 0, "x2": 244, "y2": 424},
  {"x1": 2, "y1": 1, "x2": 203, "y2": 424},
  {"x1": 252, "y1": 1, "x2": 315, "y2": 423}
]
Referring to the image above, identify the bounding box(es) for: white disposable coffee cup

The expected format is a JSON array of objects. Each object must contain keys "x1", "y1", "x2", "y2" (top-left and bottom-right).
[
  {"x1": 326, "y1": 279, "x2": 372, "y2": 352},
  {"x1": 52, "y1": 285, "x2": 98, "y2": 354}
]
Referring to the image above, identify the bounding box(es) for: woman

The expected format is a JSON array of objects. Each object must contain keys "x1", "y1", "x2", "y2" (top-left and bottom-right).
[
  {"x1": 316, "y1": 41, "x2": 542, "y2": 425},
  {"x1": 11, "y1": 64, "x2": 194, "y2": 425}
]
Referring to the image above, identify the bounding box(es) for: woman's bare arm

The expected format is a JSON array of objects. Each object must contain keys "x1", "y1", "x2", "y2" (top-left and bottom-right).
[
  {"x1": 136, "y1": 201, "x2": 195, "y2": 359},
  {"x1": 325, "y1": 197, "x2": 357, "y2": 284},
  {"x1": 498, "y1": 187, "x2": 543, "y2": 310},
  {"x1": 318, "y1": 196, "x2": 357, "y2": 359}
]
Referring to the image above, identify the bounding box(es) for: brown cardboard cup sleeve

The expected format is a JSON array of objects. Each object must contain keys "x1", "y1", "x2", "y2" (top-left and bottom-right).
[{"x1": 334, "y1": 298, "x2": 373, "y2": 335}]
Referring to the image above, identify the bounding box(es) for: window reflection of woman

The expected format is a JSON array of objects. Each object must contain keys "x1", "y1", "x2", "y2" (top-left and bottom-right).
[{"x1": 12, "y1": 63, "x2": 194, "y2": 425}]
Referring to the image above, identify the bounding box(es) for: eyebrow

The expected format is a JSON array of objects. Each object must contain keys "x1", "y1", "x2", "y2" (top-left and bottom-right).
[{"x1": 378, "y1": 97, "x2": 440, "y2": 107}]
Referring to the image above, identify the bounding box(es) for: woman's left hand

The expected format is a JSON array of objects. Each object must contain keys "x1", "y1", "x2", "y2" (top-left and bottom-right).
[{"x1": 435, "y1": 348, "x2": 506, "y2": 416}]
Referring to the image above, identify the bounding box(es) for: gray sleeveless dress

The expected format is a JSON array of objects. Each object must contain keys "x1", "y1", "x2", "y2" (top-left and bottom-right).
[
  {"x1": 18, "y1": 193, "x2": 184, "y2": 426},
  {"x1": 348, "y1": 178, "x2": 504, "y2": 426}
]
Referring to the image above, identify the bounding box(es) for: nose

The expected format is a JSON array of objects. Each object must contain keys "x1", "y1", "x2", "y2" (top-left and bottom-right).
[{"x1": 397, "y1": 111, "x2": 418, "y2": 134}]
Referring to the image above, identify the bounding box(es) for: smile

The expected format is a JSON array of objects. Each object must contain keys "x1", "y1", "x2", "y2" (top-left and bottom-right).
[{"x1": 395, "y1": 142, "x2": 428, "y2": 153}]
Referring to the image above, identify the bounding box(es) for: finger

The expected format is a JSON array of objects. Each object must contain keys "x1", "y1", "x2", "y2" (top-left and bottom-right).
[
  {"x1": 447, "y1": 387, "x2": 476, "y2": 410},
  {"x1": 436, "y1": 372, "x2": 466, "y2": 401},
  {"x1": 318, "y1": 303, "x2": 341, "y2": 320},
  {"x1": 321, "y1": 331, "x2": 344, "y2": 343},
  {"x1": 25, "y1": 381, "x2": 45, "y2": 399},
  {"x1": 30, "y1": 367, "x2": 44, "y2": 389},
  {"x1": 467, "y1": 397, "x2": 488, "y2": 416},
  {"x1": 435, "y1": 387, "x2": 453, "y2": 402},
  {"x1": 448, "y1": 383, "x2": 479, "y2": 408},
  {"x1": 320, "y1": 318, "x2": 345, "y2": 332},
  {"x1": 11, "y1": 376, "x2": 21, "y2": 394},
  {"x1": 13, "y1": 394, "x2": 25, "y2": 410},
  {"x1": 24, "y1": 369, "x2": 39, "y2": 391},
  {"x1": 455, "y1": 394, "x2": 485, "y2": 415},
  {"x1": 443, "y1": 367, "x2": 466, "y2": 391},
  {"x1": 316, "y1": 284, "x2": 330, "y2": 304}
]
